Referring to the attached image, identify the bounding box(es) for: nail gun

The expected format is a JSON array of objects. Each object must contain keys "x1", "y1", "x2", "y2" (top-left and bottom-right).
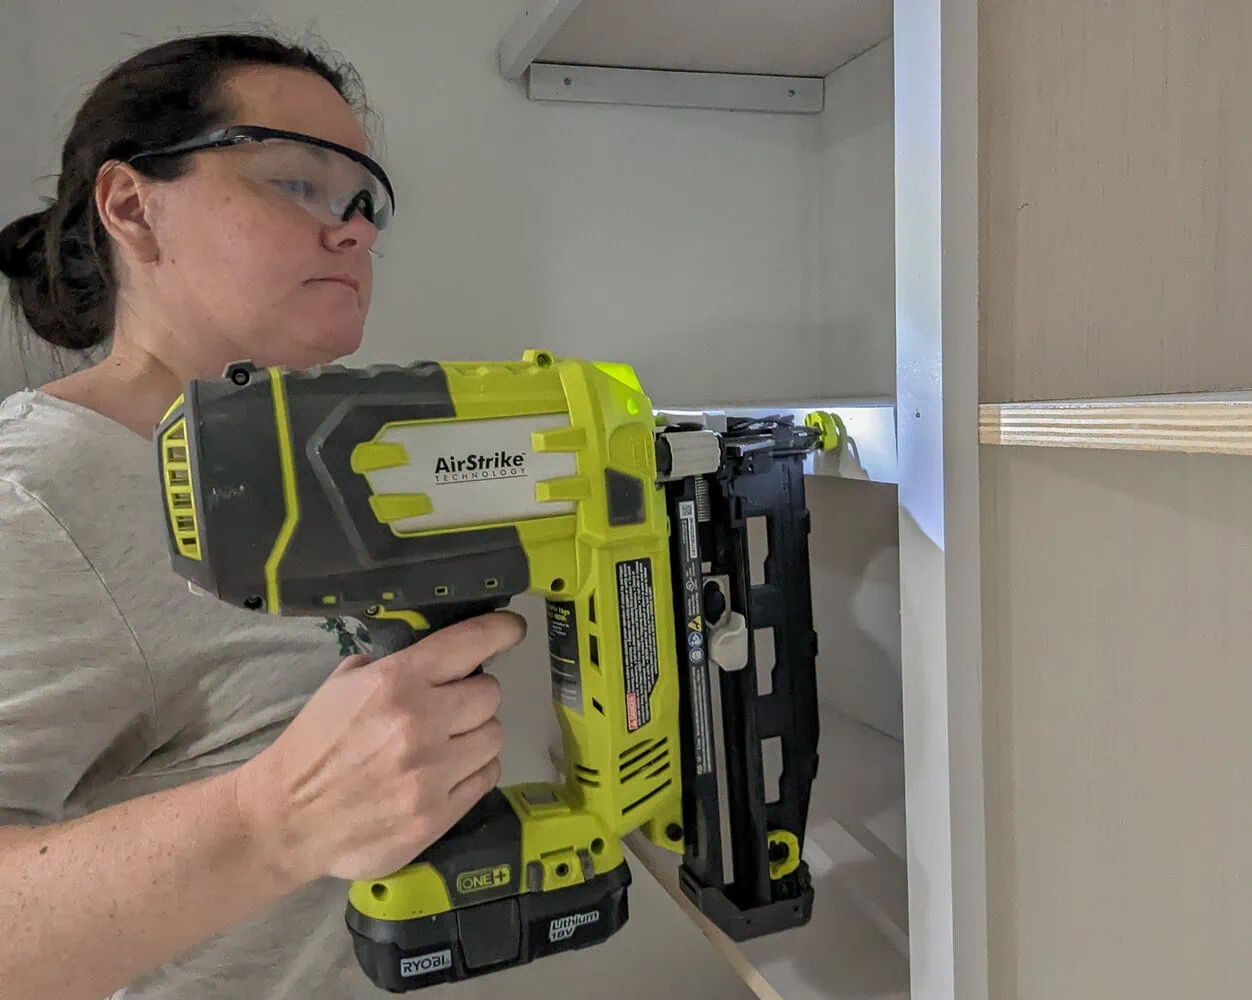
[{"x1": 154, "y1": 349, "x2": 840, "y2": 992}]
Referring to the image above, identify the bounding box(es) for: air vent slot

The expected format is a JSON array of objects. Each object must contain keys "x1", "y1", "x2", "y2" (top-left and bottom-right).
[
  {"x1": 623, "y1": 779, "x2": 673, "y2": 815},
  {"x1": 619, "y1": 737, "x2": 652, "y2": 761},
  {"x1": 621, "y1": 741, "x2": 669, "y2": 784},
  {"x1": 574, "y1": 764, "x2": 601, "y2": 788},
  {"x1": 160, "y1": 417, "x2": 201, "y2": 561}
]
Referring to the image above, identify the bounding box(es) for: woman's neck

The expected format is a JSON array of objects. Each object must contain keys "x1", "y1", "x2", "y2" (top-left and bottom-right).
[{"x1": 41, "y1": 340, "x2": 185, "y2": 440}]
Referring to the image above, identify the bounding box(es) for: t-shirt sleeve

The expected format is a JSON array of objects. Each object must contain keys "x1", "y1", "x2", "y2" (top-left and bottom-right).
[{"x1": 0, "y1": 478, "x2": 156, "y2": 825}]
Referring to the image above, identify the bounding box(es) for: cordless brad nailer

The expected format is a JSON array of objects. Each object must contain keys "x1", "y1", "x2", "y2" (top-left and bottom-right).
[{"x1": 155, "y1": 349, "x2": 839, "y2": 992}]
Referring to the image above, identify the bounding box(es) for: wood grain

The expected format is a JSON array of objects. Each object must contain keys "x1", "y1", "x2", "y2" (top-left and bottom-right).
[
  {"x1": 981, "y1": 447, "x2": 1252, "y2": 1000},
  {"x1": 979, "y1": 392, "x2": 1252, "y2": 455},
  {"x1": 979, "y1": 0, "x2": 1252, "y2": 401}
]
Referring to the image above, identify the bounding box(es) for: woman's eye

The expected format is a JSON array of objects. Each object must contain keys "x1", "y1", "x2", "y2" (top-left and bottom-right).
[{"x1": 271, "y1": 178, "x2": 320, "y2": 200}]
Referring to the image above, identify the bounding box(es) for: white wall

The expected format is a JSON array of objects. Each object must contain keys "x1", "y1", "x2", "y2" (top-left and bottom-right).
[
  {"x1": 810, "y1": 40, "x2": 902, "y2": 742},
  {"x1": 816, "y1": 38, "x2": 896, "y2": 399}
]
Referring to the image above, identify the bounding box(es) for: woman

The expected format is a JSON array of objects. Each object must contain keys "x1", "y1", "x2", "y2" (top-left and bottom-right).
[{"x1": 0, "y1": 31, "x2": 523, "y2": 1000}]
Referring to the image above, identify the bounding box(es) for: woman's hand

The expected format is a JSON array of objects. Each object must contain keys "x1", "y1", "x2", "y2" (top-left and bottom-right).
[{"x1": 234, "y1": 610, "x2": 526, "y2": 887}]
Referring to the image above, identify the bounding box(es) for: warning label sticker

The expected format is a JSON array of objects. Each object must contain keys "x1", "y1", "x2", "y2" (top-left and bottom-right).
[
  {"x1": 677, "y1": 500, "x2": 713, "y2": 776},
  {"x1": 548, "y1": 600, "x2": 582, "y2": 714},
  {"x1": 617, "y1": 557, "x2": 659, "y2": 732}
]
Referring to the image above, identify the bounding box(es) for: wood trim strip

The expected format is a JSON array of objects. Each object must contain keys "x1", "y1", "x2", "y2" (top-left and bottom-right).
[{"x1": 979, "y1": 395, "x2": 1252, "y2": 455}]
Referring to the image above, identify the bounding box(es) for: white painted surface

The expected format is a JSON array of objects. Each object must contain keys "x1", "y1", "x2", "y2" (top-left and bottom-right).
[
  {"x1": 528, "y1": 63, "x2": 825, "y2": 114},
  {"x1": 807, "y1": 39, "x2": 904, "y2": 744},
  {"x1": 895, "y1": 0, "x2": 987, "y2": 998},
  {"x1": 629, "y1": 823, "x2": 911, "y2": 1000},
  {"x1": 808, "y1": 476, "x2": 903, "y2": 743},
  {"x1": 534, "y1": 0, "x2": 894, "y2": 78},
  {"x1": 818, "y1": 39, "x2": 896, "y2": 400},
  {"x1": 498, "y1": 0, "x2": 586, "y2": 79},
  {"x1": 808, "y1": 707, "x2": 910, "y2": 950}
]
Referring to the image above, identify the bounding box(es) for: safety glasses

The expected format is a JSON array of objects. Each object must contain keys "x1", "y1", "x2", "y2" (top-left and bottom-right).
[{"x1": 128, "y1": 125, "x2": 396, "y2": 235}]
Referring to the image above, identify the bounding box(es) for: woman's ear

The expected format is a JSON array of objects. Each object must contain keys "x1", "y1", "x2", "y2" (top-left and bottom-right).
[{"x1": 94, "y1": 160, "x2": 160, "y2": 264}]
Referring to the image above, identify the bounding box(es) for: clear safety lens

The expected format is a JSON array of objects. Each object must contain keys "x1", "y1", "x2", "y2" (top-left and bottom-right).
[{"x1": 236, "y1": 138, "x2": 394, "y2": 234}]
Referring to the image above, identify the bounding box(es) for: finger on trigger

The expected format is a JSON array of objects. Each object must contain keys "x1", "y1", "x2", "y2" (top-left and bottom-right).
[{"x1": 409, "y1": 612, "x2": 527, "y2": 684}]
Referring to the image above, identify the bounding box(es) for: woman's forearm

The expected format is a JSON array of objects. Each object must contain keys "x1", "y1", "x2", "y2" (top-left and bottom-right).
[
  {"x1": 0, "y1": 613, "x2": 527, "y2": 1000},
  {"x1": 0, "y1": 768, "x2": 297, "y2": 1000}
]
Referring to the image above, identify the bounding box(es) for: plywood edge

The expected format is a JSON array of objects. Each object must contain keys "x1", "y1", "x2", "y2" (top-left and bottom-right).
[
  {"x1": 547, "y1": 725, "x2": 910, "y2": 1000},
  {"x1": 979, "y1": 392, "x2": 1252, "y2": 455},
  {"x1": 544, "y1": 743, "x2": 786, "y2": 1000},
  {"x1": 623, "y1": 827, "x2": 910, "y2": 1000},
  {"x1": 622, "y1": 832, "x2": 787, "y2": 1000}
]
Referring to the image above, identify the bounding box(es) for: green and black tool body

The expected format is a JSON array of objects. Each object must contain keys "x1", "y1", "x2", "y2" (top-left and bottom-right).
[{"x1": 155, "y1": 349, "x2": 837, "y2": 991}]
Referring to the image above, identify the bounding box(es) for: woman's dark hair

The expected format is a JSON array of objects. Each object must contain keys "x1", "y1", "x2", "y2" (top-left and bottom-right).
[{"x1": 0, "y1": 31, "x2": 371, "y2": 351}]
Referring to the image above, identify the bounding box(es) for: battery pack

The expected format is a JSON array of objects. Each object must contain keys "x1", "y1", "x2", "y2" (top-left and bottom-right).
[{"x1": 346, "y1": 862, "x2": 631, "y2": 992}]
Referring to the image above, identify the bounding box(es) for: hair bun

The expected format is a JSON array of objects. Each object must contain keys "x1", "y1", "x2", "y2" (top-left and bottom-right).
[{"x1": 0, "y1": 209, "x2": 51, "y2": 280}]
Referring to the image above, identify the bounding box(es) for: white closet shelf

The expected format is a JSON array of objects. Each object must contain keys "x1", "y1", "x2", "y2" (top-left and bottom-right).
[
  {"x1": 657, "y1": 397, "x2": 898, "y2": 484},
  {"x1": 625, "y1": 828, "x2": 908, "y2": 1000},
  {"x1": 979, "y1": 391, "x2": 1252, "y2": 457},
  {"x1": 498, "y1": 0, "x2": 892, "y2": 112}
]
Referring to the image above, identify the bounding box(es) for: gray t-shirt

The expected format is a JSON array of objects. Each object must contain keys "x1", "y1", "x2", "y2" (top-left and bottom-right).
[{"x1": 0, "y1": 388, "x2": 397, "y2": 998}]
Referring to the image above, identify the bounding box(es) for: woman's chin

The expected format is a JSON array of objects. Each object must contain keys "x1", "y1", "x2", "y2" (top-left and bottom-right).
[{"x1": 300, "y1": 321, "x2": 366, "y2": 366}]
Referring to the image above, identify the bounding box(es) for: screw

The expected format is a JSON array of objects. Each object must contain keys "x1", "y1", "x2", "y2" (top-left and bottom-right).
[
  {"x1": 243, "y1": 596, "x2": 263, "y2": 610},
  {"x1": 666, "y1": 823, "x2": 683, "y2": 842},
  {"x1": 230, "y1": 367, "x2": 250, "y2": 386}
]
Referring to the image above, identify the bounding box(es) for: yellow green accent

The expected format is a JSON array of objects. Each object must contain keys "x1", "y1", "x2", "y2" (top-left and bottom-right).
[
  {"x1": 532, "y1": 426, "x2": 586, "y2": 452},
  {"x1": 263, "y1": 368, "x2": 300, "y2": 614},
  {"x1": 767, "y1": 829, "x2": 801, "y2": 879},
  {"x1": 368, "y1": 492, "x2": 433, "y2": 523},
  {"x1": 368, "y1": 606, "x2": 431, "y2": 632},
  {"x1": 342, "y1": 349, "x2": 688, "y2": 933},
  {"x1": 161, "y1": 393, "x2": 185, "y2": 424},
  {"x1": 535, "y1": 475, "x2": 590, "y2": 503},
  {"x1": 805, "y1": 410, "x2": 846, "y2": 453},
  {"x1": 347, "y1": 864, "x2": 452, "y2": 921},
  {"x1": 506, "y1": 783, "x2": 625, "y2": 887},
  {"x1": 159, "y1": 416, "x2": 202, "y2": 561},
  {"x1": 351, "y1": 440, "x2": 410, "y2": 473},
  {"x1": 592, "y1": 361, "x2": 643, "y2": 393},
  {"x1": 335, "y1": 353, "x2": 687, "y2": 852},
  {"x1": 346, "y1": 349, "x2": 687, "y2": 931},
  {"x1": 350, "y1": 783, "x2": 628, "y2": 923}
]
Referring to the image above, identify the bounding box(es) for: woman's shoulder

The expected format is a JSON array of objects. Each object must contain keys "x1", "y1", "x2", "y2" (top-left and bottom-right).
[{"x1": 0, "y1": 388, "x2": 151, "y2": 521}]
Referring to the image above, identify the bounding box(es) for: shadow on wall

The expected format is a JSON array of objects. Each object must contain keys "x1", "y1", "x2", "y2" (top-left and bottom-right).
[{"x1": 807, "y1": 474, "x2": 903, "y2": 740}]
